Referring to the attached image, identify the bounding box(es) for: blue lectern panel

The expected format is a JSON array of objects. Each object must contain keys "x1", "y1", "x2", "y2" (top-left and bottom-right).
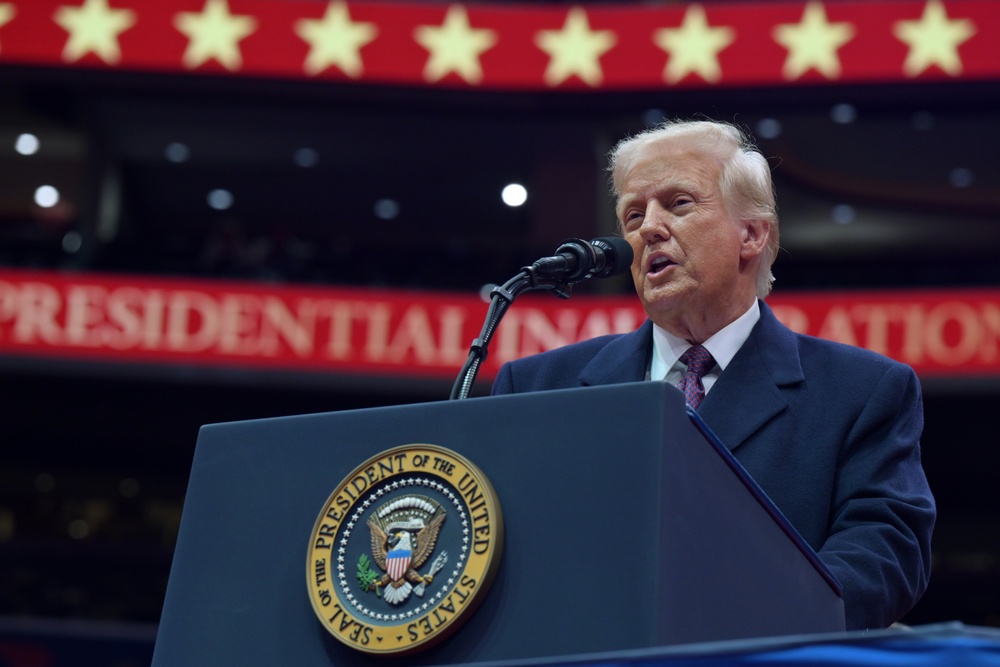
[{"x1": 153, "y1": 382, "x2": 842, "y2": 667}]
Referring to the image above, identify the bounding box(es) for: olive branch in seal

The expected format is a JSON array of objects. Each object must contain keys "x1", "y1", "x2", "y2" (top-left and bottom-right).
[{"x1": 356, "y1": 554, "x2": 380, "y2": 596}]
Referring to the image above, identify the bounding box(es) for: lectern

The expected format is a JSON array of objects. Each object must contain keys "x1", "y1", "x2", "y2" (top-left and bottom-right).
[{"x1": 152, "y1": 382, "x2": 844, "y2": 666}]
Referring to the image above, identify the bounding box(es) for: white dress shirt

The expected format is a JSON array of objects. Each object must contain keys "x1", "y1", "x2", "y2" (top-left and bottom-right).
[{"x1": 649, "y1": 300, "x2": 761, "y2": 395}]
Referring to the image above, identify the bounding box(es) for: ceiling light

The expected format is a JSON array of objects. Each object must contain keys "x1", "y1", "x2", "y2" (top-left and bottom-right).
[
  {"x1": 642, "y1": 109, "x2": 667, "y2": 127},
  {"x1": 15, "y1": 133, "x2": 39, "y2": 155},
  {"x1": 34, "y1": 185, "x2": 60, "y2": 208},
  {"x1": 62, "y1": 231, "x2": 83, "y2": 253},
  {"x1": 373, "y1": 198, "x2": 400, "y2": 220},
  {"x1": 207, "y1": 189, "x2": 234, "y2": 210},
  {"x1": 755, "y1": 118, "x2": 782, "y2": 139},
  {"x1": 165, "y1": 142, "x2": 191, "y2": 163},
  {"x1": 949, "y1": 168, "x2": 973, "y2": 188},
  {"x1": 294, "y1": 147, "x2": 319, "y2": 168},
  {"x1": 501, "y1": 183, "x2": 527, "y2": 207},
  {"x1": 831, "y1": 204, "x2": 856, "y2": 225},
  {"x1": 830, "y1": 103, "x2": 856, "y2": 124}
]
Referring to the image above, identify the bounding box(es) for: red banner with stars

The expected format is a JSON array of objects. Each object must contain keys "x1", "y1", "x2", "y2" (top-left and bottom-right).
[{"x1": 0, "y1": 0, "x2": 994, "y2": 90}]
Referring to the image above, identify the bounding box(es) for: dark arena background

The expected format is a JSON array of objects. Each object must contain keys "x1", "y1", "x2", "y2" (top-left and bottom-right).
[{"x1": 1, "y1": 0, "x2": 1000, "y2": 664}]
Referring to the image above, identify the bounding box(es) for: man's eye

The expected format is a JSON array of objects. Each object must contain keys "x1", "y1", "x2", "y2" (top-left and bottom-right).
[{"x1": 623, "y1": 212, "x2": 642, "y2": 228}]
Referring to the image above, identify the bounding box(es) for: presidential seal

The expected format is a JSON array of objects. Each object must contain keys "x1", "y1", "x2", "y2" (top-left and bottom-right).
[{"x1": 306, "y1": 444, "x2": 503, "y2": 655}]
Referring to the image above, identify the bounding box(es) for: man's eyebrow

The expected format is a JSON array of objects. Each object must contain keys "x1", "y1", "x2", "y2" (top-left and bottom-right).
[{"x1": 615, "y1": 195, "x2": 637, "y2": 218}]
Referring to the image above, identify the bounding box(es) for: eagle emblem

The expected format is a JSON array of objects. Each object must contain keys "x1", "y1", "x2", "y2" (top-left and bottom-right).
[
  {"x1": 308, "y1": 444, "x2": 504, "y2": 654},
  {"x1": 363, "y1": 495, "x2": 447, "y2": 605}
]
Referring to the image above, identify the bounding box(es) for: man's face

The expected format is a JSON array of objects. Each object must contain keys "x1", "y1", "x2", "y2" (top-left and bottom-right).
[{"x1": 615, "y1": 140, "x2": 748, "y2": 337}]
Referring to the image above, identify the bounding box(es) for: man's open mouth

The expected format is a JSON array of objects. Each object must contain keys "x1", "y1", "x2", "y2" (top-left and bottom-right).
[{"x1": 649, "y1": 256, "x2": 675, "y2": 274}]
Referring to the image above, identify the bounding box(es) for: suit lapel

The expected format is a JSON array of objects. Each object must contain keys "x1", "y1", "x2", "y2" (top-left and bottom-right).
[
  {"x1": 699, "y1": 301, "x2": 804, "y2": 452},
  {"x1": 578, "y1": 320, "x2": 653, "y2": 386},
  {"x1": 570, "y1": 306, "x2": 804, "y2": 454}
]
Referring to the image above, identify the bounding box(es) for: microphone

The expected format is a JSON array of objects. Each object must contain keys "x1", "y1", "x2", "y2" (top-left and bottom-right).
[{"x1": 529, "y1": 237, "x2": 633, "y2": 283}]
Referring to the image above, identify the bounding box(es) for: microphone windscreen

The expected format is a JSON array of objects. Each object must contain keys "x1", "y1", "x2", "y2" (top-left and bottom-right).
[{"x1": 591, "y1": 237, "x2": 633, "y2": 277}]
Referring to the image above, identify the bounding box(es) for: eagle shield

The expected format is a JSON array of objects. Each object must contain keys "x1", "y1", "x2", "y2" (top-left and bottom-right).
[{"x1": 385, "y1": 539, "x2": 412, "y2": 583}]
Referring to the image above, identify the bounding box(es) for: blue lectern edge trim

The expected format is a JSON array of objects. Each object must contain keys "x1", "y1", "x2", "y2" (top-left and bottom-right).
[
  {"x1": 685, "y1": 406, "x2": 843, "y2": 597},
  {"x1": 440, "y1": 622, "x2": 998, "y2": 667}
]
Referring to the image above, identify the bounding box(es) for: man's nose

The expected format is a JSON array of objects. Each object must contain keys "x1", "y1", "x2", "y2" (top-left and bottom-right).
[{"x1": 639, "y1": 201, "x2": 670, "y2": 241}]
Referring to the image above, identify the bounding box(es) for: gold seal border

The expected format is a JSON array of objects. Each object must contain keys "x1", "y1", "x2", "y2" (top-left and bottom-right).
[{"x1": 306, "y1": 443, "x2": 504, "y2": 655}]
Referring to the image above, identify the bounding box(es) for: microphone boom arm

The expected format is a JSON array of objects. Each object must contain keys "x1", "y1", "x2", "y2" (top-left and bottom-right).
[
  {"x1": 448, "y1": 265, "x2": 574, "y2": 401},
  {"x1": 449, "y1": 236, "x2": 631, "y2": 400}
]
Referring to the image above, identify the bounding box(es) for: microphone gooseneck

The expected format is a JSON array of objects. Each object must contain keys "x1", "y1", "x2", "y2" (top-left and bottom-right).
[{"x1": 450, "y1": 237, "x2": 633, "y2": 400}]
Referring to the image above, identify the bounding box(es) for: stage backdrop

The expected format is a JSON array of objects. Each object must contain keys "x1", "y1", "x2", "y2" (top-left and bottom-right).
[{"x1": 1, "y1": 269, "x2": 998, "y2": 381}]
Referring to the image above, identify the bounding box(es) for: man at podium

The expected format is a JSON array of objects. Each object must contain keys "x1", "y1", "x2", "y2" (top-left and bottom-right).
[{"x1": 492, "y1": 119, "x2": 935, "y2": 631}]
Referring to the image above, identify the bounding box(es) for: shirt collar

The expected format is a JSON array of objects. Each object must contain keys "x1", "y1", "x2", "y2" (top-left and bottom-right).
[{"x1": 650, "y1": 300, "x2": 761, "y2": 381}]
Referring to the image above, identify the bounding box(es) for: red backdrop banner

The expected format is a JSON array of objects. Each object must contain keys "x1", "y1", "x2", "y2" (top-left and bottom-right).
[{"x1": 1, "y1": 269, "x2": 998, "y2": 380}]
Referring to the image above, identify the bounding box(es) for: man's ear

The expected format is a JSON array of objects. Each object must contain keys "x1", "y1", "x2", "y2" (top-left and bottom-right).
[{"x1": 740, "y1": 218, "x2": 770, "y2": 260}]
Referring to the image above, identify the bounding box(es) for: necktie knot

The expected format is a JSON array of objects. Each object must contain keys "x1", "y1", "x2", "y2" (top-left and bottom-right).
[{"x1": 678, "y1": 345, "x2": 715, "y2": 409}]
